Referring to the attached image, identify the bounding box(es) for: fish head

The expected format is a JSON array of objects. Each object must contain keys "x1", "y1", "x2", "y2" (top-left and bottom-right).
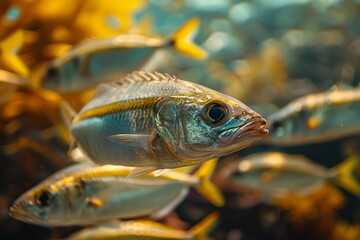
[
  {"x1": 266, "y1": 103, "x2": 313, "y2": 145},
  {"x1": 42, "y1": 58, "x2": 84, "y2": 93},
  {"x1": 9, "y1": 178, "x2": 79, "y2": 226},
  {"x1": 42, "y1": 64, "x2": 62, "y2": 90},
  {"x1": 155, "y1": 92, "x2": 268, "y2": 162}
]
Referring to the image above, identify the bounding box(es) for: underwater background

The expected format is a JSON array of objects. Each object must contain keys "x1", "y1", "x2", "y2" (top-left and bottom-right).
[{"x1": 1, "y1": 0, "x2": 360, "y2": 239}]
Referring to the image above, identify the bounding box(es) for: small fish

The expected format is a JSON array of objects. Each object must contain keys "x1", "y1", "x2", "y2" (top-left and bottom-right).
[
  {"x1": 64, "y1": 70, "x2": 268, "y2": 172},
  {"x1": 65, "y1": 212, "x2": 219, "y2": 240},
  {"x1": 41, "y1": 18, "x2": 208, "y2": 93},
  {"x1": 9, "y1": 160, "x2": 224, "y2": 226},
  {"x1": 225, "y1": 152, "x2": 360, "y2": 200},
  {"x1": 265, "y1": 86, "x2": 360, "y2": 146}
]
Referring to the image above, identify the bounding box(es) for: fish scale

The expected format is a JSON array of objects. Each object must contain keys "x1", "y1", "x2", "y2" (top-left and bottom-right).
[
  {"x1": 70, "y1": 70, "x2": 268, "y2": 169},
  {"x1": 267, "y1": 87, "x2": 360, "y2": 145},
  {"x1": 41, "y1": 18, "x2": 209, "y2": 93},
  {"x1": 10, "y1": 160, "x2": 225, "y2": 226}
]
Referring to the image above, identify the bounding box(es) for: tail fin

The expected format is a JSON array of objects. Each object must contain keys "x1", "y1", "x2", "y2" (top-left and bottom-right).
[
  {"x1": 190, "y1": 212, "x2": 219, "y2": 240},
  {"x1": 168, "y1": 18, "x2": 208, "y2": 60},
  {"x1": 0, "y1": 30, "x2": 29, "y2": 76},
  {"x1": 194, "y1": 159, "x2": 225, "y2": 207},
  {"x1": 59, "y1": 99, "x2": 77, "y2": 156},
  {"x1": 334, "y1": 155, "x2": 360, "y2": 195}
]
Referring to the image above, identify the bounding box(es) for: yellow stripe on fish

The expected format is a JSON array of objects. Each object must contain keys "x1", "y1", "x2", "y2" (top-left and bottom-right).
[
  {"x1": 9, "y1": 160, "x2": 224, "y2": 226},
  {"x1": 73, "y1": 97, "x2": 160, "y2": 124},
  {"x1": 41, "y1": 18, "x2": 208, "y2": 93},
  {"x1": 66, "y1": 71, "x2": 268, "y2": 170},
  {"x1": 65, "y1": 212, "x2": 219, "y2": 240},
  {"x1": 266, "y1": 86, "x2": 360, "y2": 146}
]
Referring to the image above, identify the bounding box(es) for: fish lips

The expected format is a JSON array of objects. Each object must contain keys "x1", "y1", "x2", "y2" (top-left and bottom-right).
[
  {"x1": 220, "y1": 117, "x2": 268, "y2": 147},
  {"x1": 9, "y1": 202, "x2": 29, "y2": 221},
  {"x1": 9, "y1": 200, "x2": 40, "y2": 224}
]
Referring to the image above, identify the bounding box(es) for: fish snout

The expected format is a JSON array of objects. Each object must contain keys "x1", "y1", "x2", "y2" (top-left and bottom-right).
[
  {"x1": 9, "y1": 198, "x2": 35, "y2": 222},
  {"x1": 241, "y1": 116, "x2": 267, "y2": 134},
  {"x1": 9, "y1": 200, "x2": 24, "y2": 220},
  {"x1": 220, "y1": 116, "x2": 268, "y2": 147}
]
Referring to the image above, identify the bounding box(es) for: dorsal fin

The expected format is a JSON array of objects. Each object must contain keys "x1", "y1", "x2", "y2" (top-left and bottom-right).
[{"x1": 114, "y1": 71, "x2": 177, "y2": 85}]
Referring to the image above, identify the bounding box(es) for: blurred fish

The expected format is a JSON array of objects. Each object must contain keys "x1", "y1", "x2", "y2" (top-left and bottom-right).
[
  {"x1": 63, "y1": 71, "x2": 268, "y2": 173},
  {"x1": 222, "y1": 152, "x2": 360, "y2": 200},
  {"x1": 0, "y1": 70, "x2": 28, "y2": 104},
  {"x1": 41, "y1": 18, "x2": 208, "y2": 93},
  {"x1": 0, "y1": 30, "x2": 29, "y2": 76},
  {"x1": 65, "y1": 212, "x2": 219, "y2": 240},
  {"x1": 9, "y1": 160, "x2": 224, "y2": 226},
  {"x1": 265, "y1": 86, "x2": 360, "y2": 146}
]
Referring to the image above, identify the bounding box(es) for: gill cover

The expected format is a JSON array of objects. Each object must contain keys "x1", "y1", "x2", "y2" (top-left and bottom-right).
[{"x1": 155, "y1": 97, "x2": 213, "y2": 160}]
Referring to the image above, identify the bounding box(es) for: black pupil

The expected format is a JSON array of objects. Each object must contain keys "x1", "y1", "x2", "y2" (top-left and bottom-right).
[
  {"x1": 46, "y1": 67, "x2": 58, "y2": 79},
  {"x1": 37, "y1": 191, "x2": 53, "y2": 207},
  {"x1": 206, "y1": 103, "x2": 227, "y2": 124},
  {"x1": 209, "y1": 106, "x2": 224, "y2": 121},
  {"x1": 272, "y1": 121, "x2": 282, "y2": 129}
]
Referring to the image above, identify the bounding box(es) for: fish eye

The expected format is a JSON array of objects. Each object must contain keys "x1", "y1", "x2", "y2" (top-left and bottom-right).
[
  {"x1": 272, "y1": 121, "x2": 282, "y2": 130},
  {"x1": 45, "y1": 67, "x2": 58, "y2": 81},
  {"x1": 202, "y1": 102, "x2": 228, "y2": 126},
  {"x1": 35, "y1": 190, "x2": 54, "y2": 207}
]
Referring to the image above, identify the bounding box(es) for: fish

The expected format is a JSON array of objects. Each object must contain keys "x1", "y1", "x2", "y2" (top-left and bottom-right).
[
  {"x1": 223, "y1": 152, "x2": 360, "y2": 201},
  {"x1": 9, "y1": 159, "x2": 224, "y2": 226},
  {"x1": 41, "y1": 18, "x2": 208, "y2": 93},
  {"x1": 65, "y1": 212, "x2": 219, "y2": 240},
  {"x1": 63, "y1": 70, "x2": 268, "y2": 172},
  {"x1": 265, "y1": 86, "x2": 360, "y2": 146},
  {"x1": 0, "y1": 70, "x2": 30, "y2": 104}
]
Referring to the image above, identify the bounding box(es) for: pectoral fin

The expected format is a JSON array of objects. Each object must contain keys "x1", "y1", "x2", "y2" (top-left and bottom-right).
[{"x1": 108, "y1": 134, "x2": 158, "y2": 150}]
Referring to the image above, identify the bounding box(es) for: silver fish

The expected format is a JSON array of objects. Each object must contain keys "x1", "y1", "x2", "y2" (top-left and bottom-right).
[
  {"x1": 66, "y1": 212, "x2": 219, "y2": 240},
  {"x1": 9, "y1": 160, "x2": 224, "y2": 226},
  {"x1": 65, "y1": 70, "x2": 268, "y2": 172},
  {"x1": 224, "y1": 152, "x2": 360, "y2": 199},
  {"x1": 265, "y1": 86, "x2": 360, "y2": 146},
  {"x1": 41, "y1": 18, "x2": 208, "y2": 93}
]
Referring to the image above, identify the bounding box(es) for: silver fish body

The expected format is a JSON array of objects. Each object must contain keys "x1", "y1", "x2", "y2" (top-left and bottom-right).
[
  {"x1": 225, "y1": 152, "x2": 334, "y2": 197},
  {"x1": 66, "y1": 220, "x2": 195, "y2": 240},
  {"x1": 66, "y1": 212, "x2": 219, "y2": 240},
  {"x1": 70, "y1": 71, "x2": 268, "y2": 169},
  {"x1": 9, "y1": 163, "x2": 199, "y2": 226},
  {"x1": 41, "y1": 18, "x2": 208, "y2": 93},
  {"x1": 265, "y1": 87, "x2": 360, "y2": 146},
  {"x1": 43, "y1": 36, "x2": 161, "y2": 92}
]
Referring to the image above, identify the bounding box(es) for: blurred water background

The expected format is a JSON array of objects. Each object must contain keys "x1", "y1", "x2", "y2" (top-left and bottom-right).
[{"x1": 0, "y1": 0, "x2": 360, "y2": 239}]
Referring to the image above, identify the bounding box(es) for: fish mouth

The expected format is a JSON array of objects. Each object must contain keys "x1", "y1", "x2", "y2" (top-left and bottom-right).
[
  {"x1": 9, "y1": 204, "x2": 28, "y2": 221},
  {"x1": 9, "y1": 201, "x2": 37, "y2": 224},
  {"x1": 220, "y1": 117, "x2": 269, "y2": 146}
]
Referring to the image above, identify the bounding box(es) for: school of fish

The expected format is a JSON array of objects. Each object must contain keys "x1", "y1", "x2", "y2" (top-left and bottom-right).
[{"x1": 1, "y1": 0, "x2": 360, "y2": 240}]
